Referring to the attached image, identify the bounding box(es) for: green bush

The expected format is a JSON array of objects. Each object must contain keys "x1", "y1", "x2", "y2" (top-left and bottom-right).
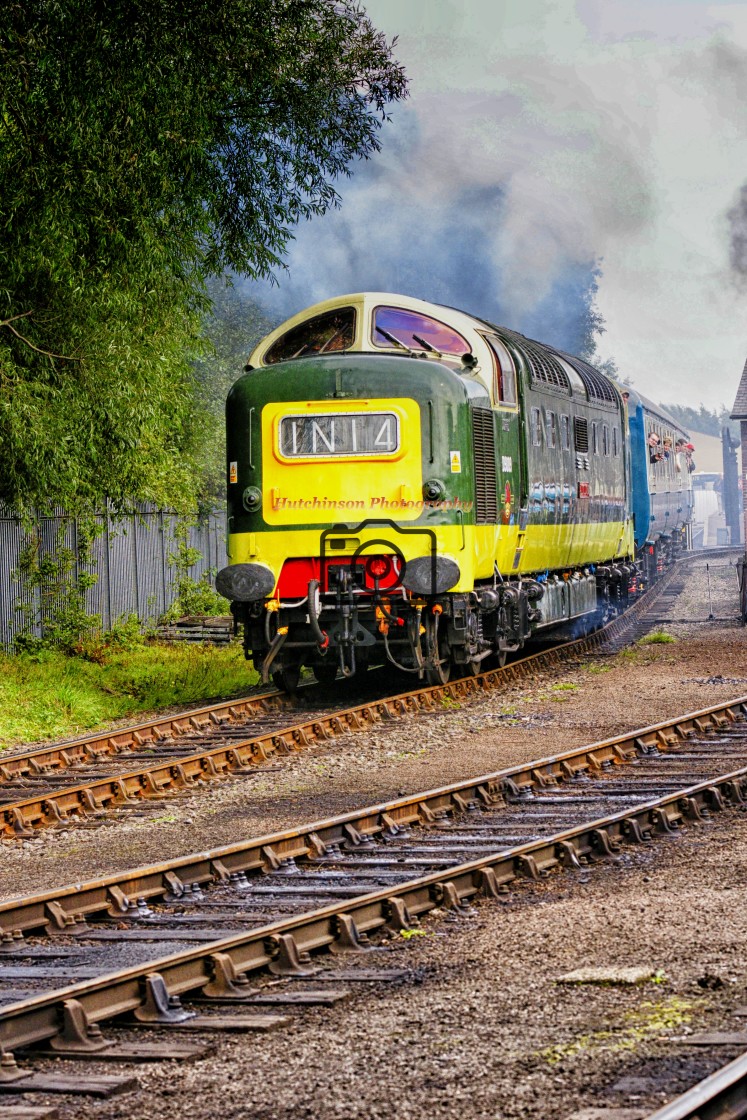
[{"x1": 161, "y1": 527, "x2": 229, "y2": 622}]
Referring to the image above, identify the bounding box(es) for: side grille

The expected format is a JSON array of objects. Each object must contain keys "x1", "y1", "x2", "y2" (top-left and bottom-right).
[
  {"x1": 472, "y1": 409, "x2": 498, "y2": 524},
  {"x1": 551, "y1": 349, "x2": 619, "y2": 406},
  {"x1": 573, "y1": 416, "x2": 589, "y2": 452},
  {"x1": 519, "y1": 340, "x2": 571, "y2": 392}
]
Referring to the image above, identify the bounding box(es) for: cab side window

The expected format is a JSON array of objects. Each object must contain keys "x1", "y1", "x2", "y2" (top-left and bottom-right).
[
  {"x1": 530, "y1": 407, "x2": 542, "y2": 446},
  {"x1": 482, "y1": 333, "x2": 518, "y2": 406},
  {"x1": 545, "y1": 409, "x2": 557, "y2": 449},
  {"x1": 560, "y1": 415, "x2": 570, "y2": 451}
]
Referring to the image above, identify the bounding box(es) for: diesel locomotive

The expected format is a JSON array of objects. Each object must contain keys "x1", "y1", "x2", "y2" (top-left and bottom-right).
[{"x1": 215, "y1": 293, "x2": 693, "y2": 690}]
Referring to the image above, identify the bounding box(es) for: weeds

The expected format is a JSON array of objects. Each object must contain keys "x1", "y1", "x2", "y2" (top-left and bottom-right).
[
  {"x1": 638, "y1": 632, "x2": 676, "y2": 645},
  {"x1": 541, "y1": 995, "x2": 696, "y2": 1065}
]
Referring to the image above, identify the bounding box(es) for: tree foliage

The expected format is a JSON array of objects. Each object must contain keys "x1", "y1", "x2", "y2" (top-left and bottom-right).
[
  {"x1": 660, "y1": 402, "x2": 737, "y2": 439},
  {"x1": 576, "y1": 264, "x2": 620, "y2": 379},
  {"x1": 193, "y1": 281, "x2": 278, "y2": 504},
  {"x1": 0, "y1": 0, "x2": 406, "y2": 514}
]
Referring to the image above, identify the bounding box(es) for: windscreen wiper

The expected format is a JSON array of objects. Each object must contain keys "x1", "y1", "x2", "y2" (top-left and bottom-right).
[
  {"x1": 412, "y1": 332, "x2": 441, "y2": 355},
  {"x1": 318, "y1": 327, "x2": 346, "y2": 354},
  {"x1": 375, "y1": 325, "x2": 417, "y2": 355}
]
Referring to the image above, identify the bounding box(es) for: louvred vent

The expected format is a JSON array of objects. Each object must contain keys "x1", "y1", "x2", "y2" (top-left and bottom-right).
[
  {"x1": 573, "y1": 416, "x2": 589, "y2": 452},
  {"x1": 472, "y1": 409, "x2": 498, "y2": 524}
]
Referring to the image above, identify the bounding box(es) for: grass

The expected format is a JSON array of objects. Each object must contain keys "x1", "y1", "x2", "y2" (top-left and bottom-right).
[
  {"x1": 638, "y1": 631, "x2": 676, "y2": 645},
  {"x1": 0, "y1": 641, "x2": 259, "y2": 749}
]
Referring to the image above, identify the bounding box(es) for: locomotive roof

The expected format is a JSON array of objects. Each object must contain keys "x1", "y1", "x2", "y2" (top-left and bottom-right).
[{"x1": 247, "y1": 292, "x2": 623, "y2": 410}]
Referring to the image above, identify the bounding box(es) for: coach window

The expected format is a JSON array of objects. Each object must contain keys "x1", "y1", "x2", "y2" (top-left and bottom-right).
[
  {"x1": 545, "y1": 409, "x2": 557, "y2": 449},
  {"x1": 560, "y1": 415, "x2": 570, "y2": 451},
  {"x1": 372, "y1": 306, "x2": 470, "y2": 362},
  {"x1": 602, "y1": 424, "x2": 609, "y2": 455},
  {"x1": 482, "y1": 333, "x2": 518, "y2": 406},
  {"x1": 264, "y1": 307, "x2": 356, "y2": 364},
  {"x1": 530, "y1": 407, "x2": 542, "y2": 446}
]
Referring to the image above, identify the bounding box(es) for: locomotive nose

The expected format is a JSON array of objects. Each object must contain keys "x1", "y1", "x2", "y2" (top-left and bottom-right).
[{"x1": 215, "y1": 562, "x2": 275, "y2": 601}]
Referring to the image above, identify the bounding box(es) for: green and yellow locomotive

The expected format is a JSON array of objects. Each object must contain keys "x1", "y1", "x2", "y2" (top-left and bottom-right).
[{"x1": 216, "y1": 293, "x2": 637, "y2": 689}]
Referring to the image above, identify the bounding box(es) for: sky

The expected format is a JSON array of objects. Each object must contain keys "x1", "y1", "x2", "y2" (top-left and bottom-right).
[{"x1": 245, "y1": 0, "x2": 747, "y2": 413}]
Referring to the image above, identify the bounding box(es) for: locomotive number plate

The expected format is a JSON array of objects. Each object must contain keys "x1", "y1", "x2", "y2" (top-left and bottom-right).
[{"x1": 279, "y1": 412, "x2": 400, "y2": 458}]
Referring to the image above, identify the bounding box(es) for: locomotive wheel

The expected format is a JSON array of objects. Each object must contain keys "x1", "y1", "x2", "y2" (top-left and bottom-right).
[
  {"x1": 426, "y1": 654, "x2": 451, "y2": 685},
  {"x1": 462, "y1": 611, "x2": 486, "y2": 677},
  {"x1": 424, "y1": 612, "x2": 451, "y2": 685},
  {"x1": 271, "y1": 663, "x2": 301, "y2": 694},
  {"x1": 313, "y1": 662, "x2": 338, "y2": 687}
]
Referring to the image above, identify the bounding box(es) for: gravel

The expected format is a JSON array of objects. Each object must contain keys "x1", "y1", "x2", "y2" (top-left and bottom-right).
[{"x1": 3, "y1": 554, "x2": 747, "y2": 1119}]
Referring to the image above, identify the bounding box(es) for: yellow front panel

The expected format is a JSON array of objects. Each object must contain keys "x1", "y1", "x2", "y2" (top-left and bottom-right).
[{"x1": 262, "y1": 399, "x2": 423, "y2": 525}]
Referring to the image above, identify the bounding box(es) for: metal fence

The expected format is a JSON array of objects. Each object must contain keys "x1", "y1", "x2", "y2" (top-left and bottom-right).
[{"x1": 0, "y1": 505, "x2": 226, "y2": 650}]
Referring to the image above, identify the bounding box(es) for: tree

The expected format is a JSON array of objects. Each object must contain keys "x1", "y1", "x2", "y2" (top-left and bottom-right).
[
  {"x1": 193, "y1": 281, "x2": 278, "y2": 504},
  {"x1": 660, "y1": 403, "x2": 738, "y2": 439},
  {"x1": 0, "y1": 0, "x2": 407, "y2": 514},
  {"x1": 576, "y1": 264, "x2": 619, "y2": 378}
]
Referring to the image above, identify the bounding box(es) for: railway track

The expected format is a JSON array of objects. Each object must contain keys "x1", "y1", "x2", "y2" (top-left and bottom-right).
[
  {"x1": 640, "y1": 1048, "x2": 747, "y2": 1120},
  {"x1": 1, "y1": 549, "x2": 735, "y2": 843},
  {"x1": 643, "y1": 1049, "x2": 747, "y2": 1119},
  {"x1": 1, "y1": 693, "x2": 747, "y2": 1098}
]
